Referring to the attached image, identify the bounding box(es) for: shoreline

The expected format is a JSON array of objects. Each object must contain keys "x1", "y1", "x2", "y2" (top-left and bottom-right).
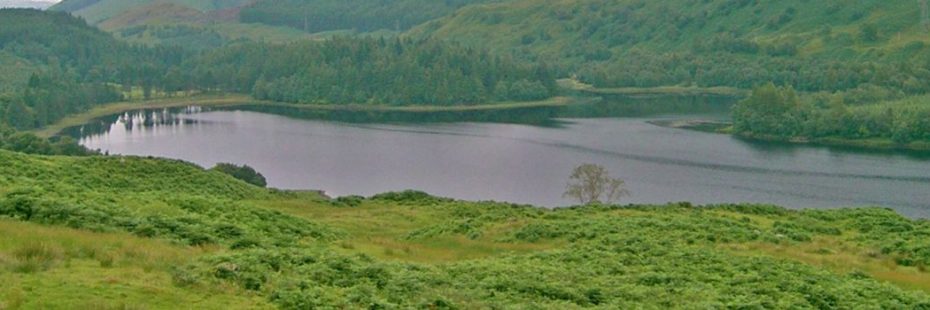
[
  {"x1": 651, "y1": 119, "x2": 930, "y2": 153},
  {"x1": 557, "y1": 79, "x2": 748, "y2": 98},
  {"x1": 32, "y1": 94, "x2": 597, "y2": 138}
]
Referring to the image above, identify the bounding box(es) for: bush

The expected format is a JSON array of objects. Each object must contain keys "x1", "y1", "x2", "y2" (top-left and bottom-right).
[{"x1": 211, "y1": 163, "x2": 268, "y2": 187}]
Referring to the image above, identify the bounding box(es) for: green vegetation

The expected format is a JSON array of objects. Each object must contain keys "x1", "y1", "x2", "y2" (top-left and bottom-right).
[
  {"x1": 0, "y1": 9, "x2": 559, "y2": 133},
  {"x1": 733, "y1": 83, "x2": 930, "y2": 150},
  {"x1": 0, "y1": 149, "x2": 929, "y2": 308},
  {"x1": 0, "y1": 1, "x2": 923, "y2": 308},
  {"x1": 0, "y1": 124, "x2": 90, "y2": 156},
  {"x1": 412, "y1": 0, "x2": 930, "y2": 93},
  {"x1": 211, "y1": 163, "x2": 267, "y2": 188},
  {"x1": 201, "y1": 38, "x2": 557, "y2": 105},
  {"x1": 240, "y1": 0, "x2": 502, "y2": 33},
  {"x1": 0, "y1": 9, "x2": 187, "y2": 130}
]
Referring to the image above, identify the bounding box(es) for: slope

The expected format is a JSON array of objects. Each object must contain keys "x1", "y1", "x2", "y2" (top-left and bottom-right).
[
  {"x1": 50, "y1": 0, "x2": 310, "y2": 48},
  {"x1": 410, "y1": 0, "x2": 930, "y2": 92},
  {"x1": 0, "y1": 148, "x2": 929, "y2": 308}
]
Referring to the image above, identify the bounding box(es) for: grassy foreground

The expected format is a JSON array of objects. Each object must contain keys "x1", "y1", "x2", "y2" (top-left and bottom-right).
[{"x1": 0, "y1": 149, "x2": 929, "y2": 308}]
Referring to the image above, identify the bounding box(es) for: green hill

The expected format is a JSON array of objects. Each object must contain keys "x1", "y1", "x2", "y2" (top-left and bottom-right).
[
  {"x1": 239, "y1": 0, "x2": 503, "y2": 33},
  {"x1": 1, "y1": 148, "x2": 929, "y2": 308},
  {"x1": 410, "y1": 0, "x2": 930, "y2": 92},
  {"x1": 0, "y1": 8, "x2": 127, "y2": 88},
  {"x1": 49, "y1": 0, "x2": 311, "y2": 48},
  {"x1": 50, "y1": 0, "x2": 250, "y2": 24}
]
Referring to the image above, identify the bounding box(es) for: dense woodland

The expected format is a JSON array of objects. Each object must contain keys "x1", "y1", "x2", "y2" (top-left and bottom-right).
[
  {"x1": 193, "y1": 38, "x2": 557, "y2": 105},
  {"x1": 733, "y1": 83, "x2": 930, "y2": 144},
  {"x1": 0, "y1": 9, "x2": 556, "y2": 131},
  {"x1": 0, "y1": 9, "x2": 185, "y2": 130},
  {"x1": 239, "y1": 0, "x2": 500, "y2": 33}
]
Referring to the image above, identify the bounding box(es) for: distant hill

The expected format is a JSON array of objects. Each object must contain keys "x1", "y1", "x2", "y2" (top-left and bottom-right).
[
  {"x1": 0, "y1": 8, "x2": 129, "y2": 90},
  {"x1": 410, "y1": 0, "x2": 930, "y2": 91},
  {"x1": 49, "y1": 0, "x2": 310, "y2": 48},
  {"x1": 48, "y1": 0, "x2": 507, "y2": 48},
  {"x1": 0, "y1": 0, "x2": 55, "y2": 9},
  {"x1": 239, "y1": 0, "x2": 503, "y2": 33},
  {"x1": 44, "y1": 0, "x2": 930, "y2": 94},
  {"x1": 412, "y1": 0, "x2": 928, "y2": 61},
  {"x1": 50, "y1": 0, "x2": 250, "y2": 24}
]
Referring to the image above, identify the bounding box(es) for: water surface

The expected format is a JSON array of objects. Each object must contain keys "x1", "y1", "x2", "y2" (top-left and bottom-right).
[{"x1": 75, "y1": 104, "x2": 930, "y2": 218}]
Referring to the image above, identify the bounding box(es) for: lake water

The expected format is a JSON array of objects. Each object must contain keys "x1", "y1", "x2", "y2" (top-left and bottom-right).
[{"x1": 72, "y1": 101, "x2": 930, "y2": 218}]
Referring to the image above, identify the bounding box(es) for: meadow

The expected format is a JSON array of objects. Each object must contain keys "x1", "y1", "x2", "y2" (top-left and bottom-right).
[{"x1": 1, "y1": 149, "x2": 928, "y2": 308}]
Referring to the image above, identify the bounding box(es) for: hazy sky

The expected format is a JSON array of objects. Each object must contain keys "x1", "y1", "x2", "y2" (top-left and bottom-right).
[{"x1": 0, "y1": 0, "x2": 60, "y2": 9}]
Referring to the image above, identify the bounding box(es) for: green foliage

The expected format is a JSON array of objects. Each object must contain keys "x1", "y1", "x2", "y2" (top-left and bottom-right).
[
  {"x1": 411, "y1": 0, "x2": 930, "y2": 94},
  {"x1": 0, "y1": 125, "x2": 92, "y2": 156},
  {"x1": 211, "y1": 163, "x2": 268, "y2": 188},
  {"x1": 733, "y1": 84, "x2": 930, "y2": 144},
  {"x1": 0, "y1": 150, "x2": 336, "y2": 247},
  {"x1": 199, "y1": 38, "x2": 557, "y2": 105},
  {"x1": 1, "y1": 149, "x2": 929, "y2": 307},
  {"x1": 240, "y1": 0, "x2": 500, "y2": 33},
  {"x1": 0, "y1": 9, "x2": 187, "y2": 130},
  {"x1": 177, "y1": 199, "x2": 930, "y2": 308}
]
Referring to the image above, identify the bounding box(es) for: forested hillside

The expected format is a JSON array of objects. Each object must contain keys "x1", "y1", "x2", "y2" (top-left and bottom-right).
[
  {"x1": 411, "y1": 0, "x2": 930, "y2": 92},
  {"x1": 50, "y1": 0, "x2": 311, "y2": 48},
  {"x1": 191, "y1": 38, "x2": 557, "y2": 105},
  {"x1": 239, "y1": 0, "x2": 503, "y2": 33},
  {"x1": 0, "y1": 9, "x2": 184, "y2": 130},
  {"x1": 0, "y1": 9, "x2": 558, "y2": 132},
  {"x1": 50, "y1": 0, "x2": 250, "y2": 24}
]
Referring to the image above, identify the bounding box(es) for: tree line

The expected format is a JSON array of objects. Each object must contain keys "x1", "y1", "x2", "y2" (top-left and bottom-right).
[
  {"x1": 191, "y1": 38, "x2": 557, "y2": 106},
  {"x1": 0, "y1": 9, "x2": 558, "y2": 132},
  {"x1": 240, "y1": 0, "x2": 495, "y2": 33},
  {"x1": 732, "y1": 83, "x2": 930, "y2": 144}
]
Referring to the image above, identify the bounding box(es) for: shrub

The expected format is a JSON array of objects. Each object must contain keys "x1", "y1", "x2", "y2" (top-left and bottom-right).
[{"x1": 211, "y1": 163, "x2": 268, "y2": 187}]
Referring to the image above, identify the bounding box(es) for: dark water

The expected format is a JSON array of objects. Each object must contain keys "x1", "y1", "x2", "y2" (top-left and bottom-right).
[{"x1": 72, "y1": 100, "x2": 930, "y2": 218}]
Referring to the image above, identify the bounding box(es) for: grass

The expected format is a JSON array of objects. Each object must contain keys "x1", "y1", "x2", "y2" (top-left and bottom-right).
[
  {"x1": 723, "y1": 236, "x2": 930, "y2": 293},
  {"x1": 253, "y1": 196, "x2": 565, "y2": 263},
  {"x1": 559, "y1": 78, "x2": 747, "y2": 98},
  {"x1": 0, "y1": 150, "x2": 928, "y2": 307},
  {"x1": 0, "y1": 219, "x2": 272, "y2": 309},
  {"x1": 734, "y1": 132, "x2": 930, "y2": 152}
]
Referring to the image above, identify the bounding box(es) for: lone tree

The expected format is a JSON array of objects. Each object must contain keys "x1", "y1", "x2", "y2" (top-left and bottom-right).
[{"x1": 563, "y1": 164, "x2": 629, "y2": 205}]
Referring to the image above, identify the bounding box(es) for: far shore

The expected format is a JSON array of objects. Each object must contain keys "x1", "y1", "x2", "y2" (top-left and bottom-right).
[
  {"x1": 650, "y1": 119, "x2": 930, "y2": 152},
  {"x1": 32, "y1": 94, "x2": 597, "y2": 138}
]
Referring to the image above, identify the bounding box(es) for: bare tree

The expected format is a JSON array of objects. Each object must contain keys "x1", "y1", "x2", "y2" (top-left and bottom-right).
[{"x1": 563, "y1": 164, "x2": 630, "y2": 205}]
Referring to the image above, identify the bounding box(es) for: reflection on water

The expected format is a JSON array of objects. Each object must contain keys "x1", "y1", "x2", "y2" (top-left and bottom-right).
[
  {"x1": 64, "y1": 107, "x2": 206, "y2": 138},
  {"x1": 70, "y1": 97, "x2": 930, "y2": 218},
  {"x1": 65, "y1": 96, "x2": 736, "y2": 138}
]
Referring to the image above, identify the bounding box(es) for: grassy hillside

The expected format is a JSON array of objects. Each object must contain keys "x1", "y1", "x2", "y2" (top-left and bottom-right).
[
  {"x1": 50, "y1": 0, "x2": 311, "y2": 48},
  {"x1": 1, "y1": 149, "x2": 929, "y2": 308},
  {"x1": 50, "y1": 0, "x2": 250, "y2": 24}
]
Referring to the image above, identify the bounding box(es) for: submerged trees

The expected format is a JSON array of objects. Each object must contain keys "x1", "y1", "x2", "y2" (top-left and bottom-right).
[{"x1": 563, "y1": 164, "x2": 629, "y2": 205}]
